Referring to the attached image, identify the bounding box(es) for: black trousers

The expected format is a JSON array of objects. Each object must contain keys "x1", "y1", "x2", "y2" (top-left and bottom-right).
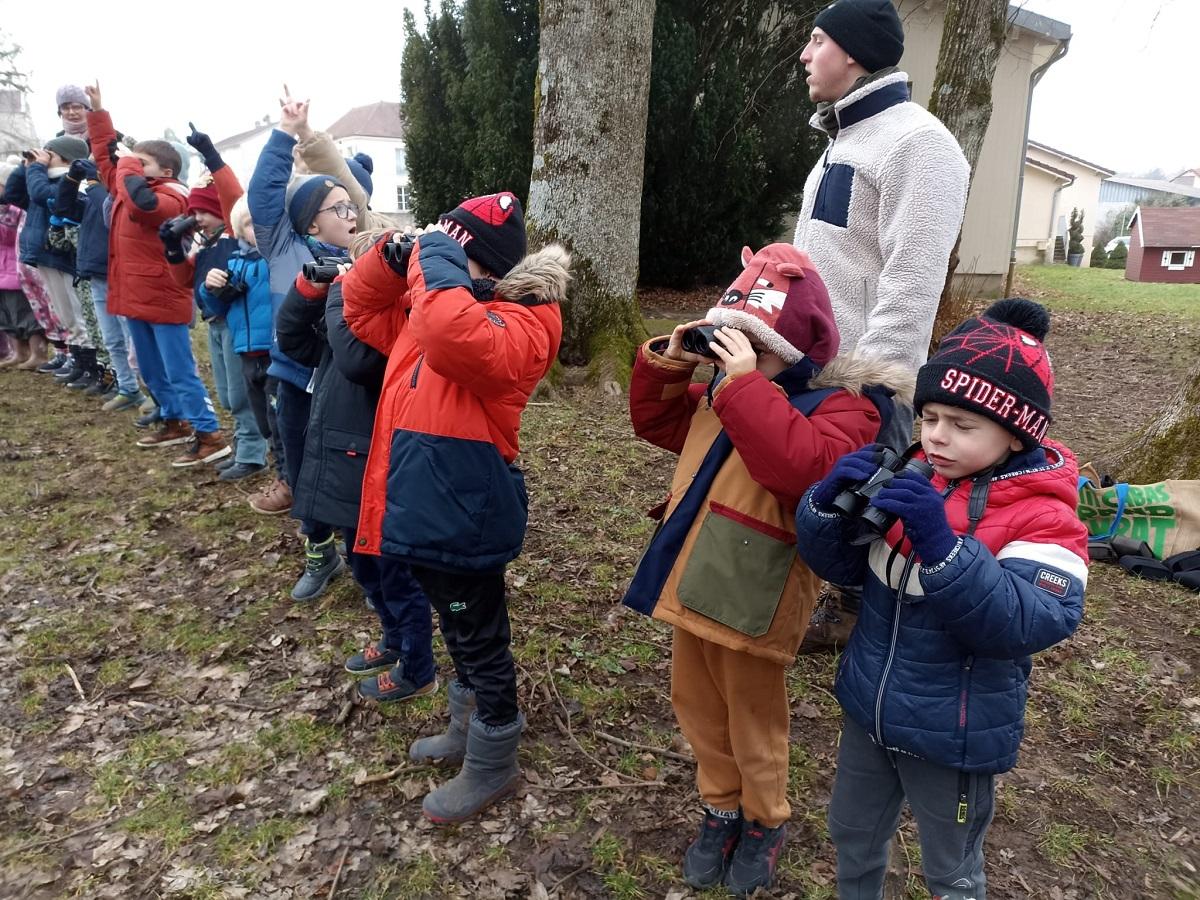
[{"x1": 410, "y1": 564, "x2": 518, "y2": 727}]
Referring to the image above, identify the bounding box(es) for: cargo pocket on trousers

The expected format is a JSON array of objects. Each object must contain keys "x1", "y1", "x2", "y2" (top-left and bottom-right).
[{"x1": 677, "y1": 503, "x2": 794, "y2": 636}]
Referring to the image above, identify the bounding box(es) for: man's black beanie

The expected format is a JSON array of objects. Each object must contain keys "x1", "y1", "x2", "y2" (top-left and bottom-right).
[{"x1": 813, "y1": 0, "x2": 905, "y2": 74}]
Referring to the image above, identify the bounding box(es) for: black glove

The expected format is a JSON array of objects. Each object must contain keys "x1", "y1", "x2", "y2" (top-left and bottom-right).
[
  {"x1": 158, "y1": 218, "x2": 186, "y2": 264},
  {"x1": 68, "y1": 159, "x2": 97, "y2": 183},
  {"x1": 186, "y1": 122, "x2": 224, "y2": 173},
  {"x1": 106, "y1": 139, "x2": 121, "y2": 166}
]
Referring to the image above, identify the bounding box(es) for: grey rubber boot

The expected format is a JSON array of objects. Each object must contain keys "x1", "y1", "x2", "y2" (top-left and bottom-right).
[
  {"x1": 290, "y1": 535, "x2": 345, "y2": 601},
  {"x1": 422, "y1": 712, "x2": 524, "y2": 824},
  {"x1": 409, "y1": 680, "x2": 476, "y2": 767}
]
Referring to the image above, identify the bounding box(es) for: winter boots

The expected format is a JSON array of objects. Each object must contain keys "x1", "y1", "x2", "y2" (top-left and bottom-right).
[
  {"x1": 290, "y1": 534, "x2": 345, "y2": 601},
  {"x1": 409, "y1": 680, "x2": 477, "y2": 767},
  {"x1": 421, "y1": 712, "x2": 523, "y2": 825}
]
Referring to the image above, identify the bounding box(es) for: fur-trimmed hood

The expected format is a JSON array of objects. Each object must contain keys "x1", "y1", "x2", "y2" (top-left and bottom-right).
[
  {"x1": 497, "y1": 243, "x2": 571, "y2": 304},
  {"x1": 810, "y1": 352, "x2": 915, "y2": 404}
]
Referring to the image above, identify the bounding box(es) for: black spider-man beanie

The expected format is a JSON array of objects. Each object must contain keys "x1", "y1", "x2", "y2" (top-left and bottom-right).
[
  {"x1": 914, "y1": 298, "x2": 1054, "y2": 449},
  {"x1": 438, "y1": 192, "x2": 527, "y2": 278}
]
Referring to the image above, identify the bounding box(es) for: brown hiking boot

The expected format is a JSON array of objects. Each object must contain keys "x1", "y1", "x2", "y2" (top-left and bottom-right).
[
  {"x1": 797, "y1": 586, "x2": 860, "y2": 655},
  {"x1": 249, "y1": 478, "x2": 293, "y2": 515},
  {"x1": 171, "y1": 431, "x2": 232, "y2": 468},
  {"x1": 136, "y1": 419, "x2": 194, "y2": 448}
]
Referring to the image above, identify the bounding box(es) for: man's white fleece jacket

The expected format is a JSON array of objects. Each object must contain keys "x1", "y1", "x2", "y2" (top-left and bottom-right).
[{"x1": 794, "y1": 71, "x2": 969, "y2": 374}]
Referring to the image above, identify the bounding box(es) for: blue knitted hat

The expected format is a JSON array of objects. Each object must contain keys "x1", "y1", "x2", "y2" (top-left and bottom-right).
[
  {"x1": 344, "y1": 153, "x2": 373, "y2": 200},
  {"x1": 286, "y1": 175, "x2": 343, "y2": 234}
]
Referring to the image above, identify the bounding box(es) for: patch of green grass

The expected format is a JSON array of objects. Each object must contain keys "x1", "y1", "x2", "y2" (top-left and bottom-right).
[
  {"x1": 24, "y1": 611, "x2": 116, "y2": 660},
  {"x1": 391, "y1": 852, "x2": 441, "y2": 898},
  {"x1": 1043, "y1": 677, "x2": 1095, "y2": 726},
  {"x1": 168, "y1": 611, "x2": 229, "y2": 658},
  {"x1": 188, "y1": 741, "x2": 263, "y2": 787},
  {"x1": 256, "y1": 716, "x2": 338, "y2": 758},
  {"x1": 481, "y1": 844, "x2": 510, "y2": 865},
  {"x1": 1151, "y1": 765, "x2": 1186, "y2": 799},
  {"x1": 122, "y1": 788, "x2": 194, "y2": 852},
  {"x1": 601, "y1": 870, "x2": 646, "y2": 899},
  {"x1": 215, "y1": 817, "x2": 301, "y2": 866},
  {"x1": 1015, "y1": 265, "x2": 1200, "y2": 318},
  {"x1": 1039, "y1": 822, "x2": 1092, "y2": 865},
  {"x1": 95, "y1": 657, "x2": 135, "y2": 688},
  {"x1": 1099, "y1": 646, "x2": 1149, "y2": 678},
  {"x1": 788, "y1": 742, "x2": 820, "y2": 796},
  {"x1": 126, "y1": 733, "x2": 188, "y2": 770}
]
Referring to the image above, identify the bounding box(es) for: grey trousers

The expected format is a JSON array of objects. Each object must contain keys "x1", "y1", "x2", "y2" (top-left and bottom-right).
[{"x1": 828, "y1": 718, "x2": 995, "y2": 900}]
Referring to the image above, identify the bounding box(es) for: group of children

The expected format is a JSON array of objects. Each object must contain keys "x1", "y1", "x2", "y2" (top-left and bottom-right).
[{"x1": 0, "y1": 82, "x2": 1089, "y2": 900}]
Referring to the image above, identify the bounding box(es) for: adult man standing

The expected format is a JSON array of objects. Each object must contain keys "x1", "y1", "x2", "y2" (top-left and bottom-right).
[{"x1": 793, "y1": 0, "x2": 969, "y2": 451}]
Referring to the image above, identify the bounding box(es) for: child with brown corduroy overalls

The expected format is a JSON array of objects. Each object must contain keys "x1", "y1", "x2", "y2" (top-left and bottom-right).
[{"x1": 622, "y1": 243, "x2": 911, "y2": 896}]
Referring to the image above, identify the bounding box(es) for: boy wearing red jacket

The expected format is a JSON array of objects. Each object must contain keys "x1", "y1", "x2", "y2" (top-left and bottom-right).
[
  {"x1": 85, "y1": 83, "x2": 228, "y2": 466},
  {"x1": 623, "y1": 244, "x2": 910, "y2": 896},
  {"x1": 341, "y1": 193, "x2": 569, "y2": 824}
]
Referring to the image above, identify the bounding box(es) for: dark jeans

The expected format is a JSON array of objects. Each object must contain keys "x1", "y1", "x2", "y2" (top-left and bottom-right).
[
  {"x1": 240, "y1": 354, "x2": 283, "y2": 476},
  {"x1": 347, "y1": 530, "x2": 435, "y2": 686},
  {"x1": 274, "y1": 377, "x2": 331, "y2": 542},
  {"x1": 828, "y1": 717, "x2": 995, "y2": 900},
  {"x1": 410, "y1": 564, "x2": 517, "y2": 727}
]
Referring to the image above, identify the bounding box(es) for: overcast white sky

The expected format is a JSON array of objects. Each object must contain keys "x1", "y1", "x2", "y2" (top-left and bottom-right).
[{"x1": 3, "y1": 0, "x2": 1195, "y2": 177}]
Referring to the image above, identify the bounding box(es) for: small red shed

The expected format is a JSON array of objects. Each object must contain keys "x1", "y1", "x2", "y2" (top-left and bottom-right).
[{"x1": 1126, "y1": 206, "x2": 1200, "y2": 284}]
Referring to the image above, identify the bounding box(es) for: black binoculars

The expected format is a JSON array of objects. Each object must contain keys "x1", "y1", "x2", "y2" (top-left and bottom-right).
[
  {"x1": 163, "y1": 215, "x2": 198, "y2": 240},
  {"x1": 301, "y1": 256, "x2": 349, "y2": 284},
  {"x1": 680, "y1": 325, "x2": 721, "y2": 359},
  {"x1": 830, "y1": 446, "x2": 935, "y2": 545}
]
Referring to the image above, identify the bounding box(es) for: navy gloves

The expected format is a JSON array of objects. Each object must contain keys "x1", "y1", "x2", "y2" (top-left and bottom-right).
[
  {"x1": 187, "y1": 122, "x2": 224, "y2": 174},
  {"x1": 811, "y1": 445, "x2": 887, "y2": 510},
  {"x1": 870, "y1": 470, "x2": 958, "y2": 564},
  {"x1": 67, "y1": 159, "x2": 97, "y2": 183}
]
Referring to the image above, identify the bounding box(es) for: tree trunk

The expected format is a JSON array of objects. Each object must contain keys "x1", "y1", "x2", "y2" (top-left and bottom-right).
[
  {"x1": 927, "y1": 0, "x2": 1009, "y2": 314},
  {"x1": 526, "y1": 0, "x2": 655, "y2": 387},
  {"x1": 1095, "y1": 360, "x2": 1200, "y2": 482}
]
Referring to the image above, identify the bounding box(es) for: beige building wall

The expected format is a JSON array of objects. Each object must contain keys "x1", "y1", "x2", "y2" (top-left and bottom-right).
[
  {"x1": 1015, "y1": 165, "x2": 1066, "y2": 264},
  {"x1": 896, "y1": 2, "x2": 1059, "y2": 289},
  {"x1": 1025, "y1": 144, "x2": 1108, "y2": 267}
]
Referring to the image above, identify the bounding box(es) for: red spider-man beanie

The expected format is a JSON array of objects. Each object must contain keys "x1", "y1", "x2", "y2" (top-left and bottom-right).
[
  {"x1": 914, "y1": 298, "x2": 1054, "y2": 449},
  {"x1": 437, "y1": 192, "x2": 526, "y2": 278}
]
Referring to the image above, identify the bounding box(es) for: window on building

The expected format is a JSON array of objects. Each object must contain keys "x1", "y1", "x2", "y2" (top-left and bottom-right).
[
  {"x1": 396, "y1": 185, "x2": 413, "y2": 213},
  {"x1": 395, "y1": 147, "x2": 407, "y2": 179},
  {"x1": 1162, "y1": 250, "x2": 1195, "y2": 270}
]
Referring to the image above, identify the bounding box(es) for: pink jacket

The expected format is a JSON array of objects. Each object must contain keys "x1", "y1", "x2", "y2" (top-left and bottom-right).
[{"x1": 0, "y1": 204, "x2": 22, "y2": 291}]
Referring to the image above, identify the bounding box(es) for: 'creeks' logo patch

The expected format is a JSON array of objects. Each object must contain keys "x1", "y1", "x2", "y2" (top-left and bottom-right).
[{"x1": 1034, "y1": 569, "x2": 1069, "y2": 597}]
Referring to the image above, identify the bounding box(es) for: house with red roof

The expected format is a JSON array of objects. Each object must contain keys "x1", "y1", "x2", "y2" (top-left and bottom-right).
[{"x1": 1126, "y1": 207, "x2": 1200, "y2": 284}]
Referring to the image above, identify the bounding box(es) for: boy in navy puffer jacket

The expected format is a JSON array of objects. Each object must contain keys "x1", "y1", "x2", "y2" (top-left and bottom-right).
[{"x1": 795, "y1": 299, "x2": 1088, "y2": 900}]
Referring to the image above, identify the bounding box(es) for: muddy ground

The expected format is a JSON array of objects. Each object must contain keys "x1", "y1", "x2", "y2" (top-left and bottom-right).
[{"x1": 0, "y1": 281, "x2": 1196, "y2": 898}]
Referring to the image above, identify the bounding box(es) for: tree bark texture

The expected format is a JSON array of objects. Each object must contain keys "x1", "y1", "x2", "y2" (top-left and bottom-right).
[
  {"x1": 526, "y1": 0, "x2": 655, "y2": 381},
  {"x1": 1095, "y1": 360, "x2": 1200, "y2": 482},
  {"x1": 927, "y1": 0, "x2": 1008, "y2": 307}
]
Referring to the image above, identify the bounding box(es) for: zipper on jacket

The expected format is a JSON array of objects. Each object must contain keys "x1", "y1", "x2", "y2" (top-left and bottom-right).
[
  {"x1": 410, "y1": 353, "x2": 424, "y2": 389},
  {"x1": 958, "y1": 654, "x2": 975, "y2": 733},
  {"x1": 873, "y1": 478, "x2": 962, "y2": 746},
  {"x1": 874, "y1": 551, "x2": 915, "y2": 745}
]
